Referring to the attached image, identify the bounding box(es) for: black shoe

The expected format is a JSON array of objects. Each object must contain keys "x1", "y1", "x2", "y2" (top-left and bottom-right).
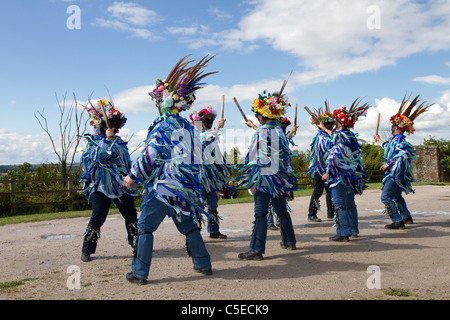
[
  {"x1": 238, "y1": 251, "x2": 263, "y2": 260},
  {"x1": 210, "y1": 232, "x2": 228, "y2": 239},
  {"x1": 329, "y1": 235, "x2": 349, "y2": 242},
  {"x1": 403, "y1": 217, "x2": 414, "y2": 224},
  {"x1": 308, "y1": 215, "x2": 322, "y2": 222},
  {"x1": 280, "y1": 242, "x2": 297, "y2": 250},
  {"x1": 193, "y1": 266, "x2": 213, "y2": 275},
  {"x1": 81, "y1": 252, "x2": 91, "y2": 262},
  {"x1": 268, "y1": 223, "x2": 279, "y2": 231},
  {"x1": 126, "y1": 272, "x2": 148, "y2": 285},
  {"x1": 385, "y1": 221, "x2": 405, "y2": 229},
  {"x1": 327, "y1": 214, "x2": 335, "y2": 220}
]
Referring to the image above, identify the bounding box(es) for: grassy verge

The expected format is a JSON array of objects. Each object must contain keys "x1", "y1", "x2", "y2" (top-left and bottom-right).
[{"x1": 0, "y1": 182, "x2": 445, "y2": 226}]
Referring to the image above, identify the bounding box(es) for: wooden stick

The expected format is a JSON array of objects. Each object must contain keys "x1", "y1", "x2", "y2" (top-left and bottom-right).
[
  {"x1": 375, "y1": 113, "x2": 380, "y2": 135},
  {"x1": 294, "y1": 104, "x2": 298, "y2": 126},
  {"x1": 233, "y1": 97, "x2": 248, "y2": 121},
  {"x1": 100, "y1": 102, "x2": 111, "y2": 129},
  {"x1": 221, "y1": 95, "x2": 225, "y2": 120}
]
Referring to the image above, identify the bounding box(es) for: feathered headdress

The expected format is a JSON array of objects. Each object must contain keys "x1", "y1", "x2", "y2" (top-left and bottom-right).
[
  {"x1": 150, "y1": 55, "x2": 217, "y2": 115},
  {"x1": 304, "y1": 100, "x2": 335, "y2": 126},
  {"x1": 251, "y1": 74, "x2": 292, "y2": 120},
  {"x1": 332, "y1": 98, "x2": 371, "y2": 129},
  {"x1": 86, "y1": 99, "x2": 127, "y2": 134},
  {"x1": 390, "y1": 94, "x2": 431, "y2": 134}
]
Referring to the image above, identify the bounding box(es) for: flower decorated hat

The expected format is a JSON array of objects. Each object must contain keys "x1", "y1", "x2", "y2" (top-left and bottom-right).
[
  {"x1": 332, "y1": 98, "x2": 371, "y2": 129},
  {"x1": 87, "y1": 99, "x2": 127, "y2": 134},
  {"x1": 189, "y1": 105, "x2": 217, "y2": 125},
  {"x1": 150, "y1": 55, "x2": 217, "y2": 115},
  {"x1": 304, "y1": 100, "x2": 335, "y2": 126},
  {"x1": 390, "y1": 94, "x2": 431, "y2": 134},
  {"x1": 251, "y1": 76, "x2": 291, "y2": 120}
]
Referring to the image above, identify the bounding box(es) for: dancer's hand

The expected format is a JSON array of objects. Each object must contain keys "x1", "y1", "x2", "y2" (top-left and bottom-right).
[{"x1": 124, "y1": 175, "x2": 135, "y2": 190}]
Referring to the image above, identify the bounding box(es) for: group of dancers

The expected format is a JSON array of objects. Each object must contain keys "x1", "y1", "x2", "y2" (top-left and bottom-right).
[{"x1": 77, "y1": 55, "x2": 432, "y2": 284}]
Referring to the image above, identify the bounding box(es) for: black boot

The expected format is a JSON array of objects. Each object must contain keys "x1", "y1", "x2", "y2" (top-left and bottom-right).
[
  {"x1": 81, "y1": 225, "x2": 100, "y2": 262},
  {"x1": 329, "y1": 235, "x2": 349, "y2": 242},
  {"x1": 385, "y1": 221, "x2": 405, "y2": 229}
]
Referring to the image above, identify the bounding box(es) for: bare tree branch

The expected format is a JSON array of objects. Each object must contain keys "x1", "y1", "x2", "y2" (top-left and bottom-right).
[{"x1": 34, "y1": 92, "x2": 88, "y2": 178}]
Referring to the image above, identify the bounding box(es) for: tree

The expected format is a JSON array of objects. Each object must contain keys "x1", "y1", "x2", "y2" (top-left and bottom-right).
[{"x1": 35, "y1": 92, "x2": 88, "y2": 178}]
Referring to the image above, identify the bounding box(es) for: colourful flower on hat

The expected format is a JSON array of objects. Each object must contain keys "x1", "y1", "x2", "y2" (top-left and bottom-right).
[
  {"x1": 390, "y1": 113, "x2": 415, "y2": 134},
  {"x1": 150, "y1": 78, "x2": 195, "y2": 114},
  {"x1": 251, "y1": 92, "x2": 290, "y2": 120},
  {"x1": 332, "y1": 107, "x2": 355, "y2": 128},
  {"x1": 86, "y1": 100, "x2": 127, "y2": 133}
]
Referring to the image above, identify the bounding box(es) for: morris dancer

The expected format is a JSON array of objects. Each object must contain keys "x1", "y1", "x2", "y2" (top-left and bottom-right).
[
  {"x1": 324, "y1": 99, "x2": 370, "y2": 241},
  {"x1": 124, "y1": 56, "x2": 216, "y2": 284},
  {"x1": 245, "y1": 114, "x2": 297, "y2": 231},
  {"x1": 374, "y1": 95, "x2": 431, "y2": 229},
  {"x1": 79, "y1": 100, "x2": 138, "y2": 262},
  {"x1": 305, "y1": 103, "x2": 335, "y2": 222},
  {"x1": 237, "y1": 83, "x2": 297, "y2": 260},
  {"x1": 190, "y1": 106, "x2": 230, "y2": 239}
]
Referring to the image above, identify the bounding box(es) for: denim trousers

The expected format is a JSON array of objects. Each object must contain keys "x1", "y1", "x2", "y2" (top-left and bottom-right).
[
  {"x1": 249, "y1": 191, "x2": 296, "y2": 254},
  {"x1": 205, "y1": 191, "x2": 219, "y2": 234},
  {"x1": 381, "y1": 178, "x2": 412, "y2": 223},
  {"x1": 82, "y1": 191, "x2": 137, "y2": 254},
  {"x1": 330, "y1": 184, "x2": 359, "y2": 236},
  {"x1": 131, "y1": 196, "x2": 211, "y2": 280}
]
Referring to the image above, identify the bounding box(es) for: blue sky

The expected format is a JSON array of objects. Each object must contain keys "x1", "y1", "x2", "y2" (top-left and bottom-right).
[{"x1": 1, "y1": 0, "x2": 450, "y2": 165}]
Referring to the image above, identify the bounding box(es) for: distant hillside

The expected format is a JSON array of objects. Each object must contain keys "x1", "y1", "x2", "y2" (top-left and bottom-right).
[{"x1": 0, "y1": 164, "x2": 39, "y2": 174}]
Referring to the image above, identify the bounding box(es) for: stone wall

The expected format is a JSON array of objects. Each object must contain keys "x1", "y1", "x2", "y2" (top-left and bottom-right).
[{"x1": 413, "y1": 145, "x2": 444, "y2": 182}]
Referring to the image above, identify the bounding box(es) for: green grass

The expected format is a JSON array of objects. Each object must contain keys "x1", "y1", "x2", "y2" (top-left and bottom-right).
[
  {"x1": 0, "y1": 278, "x2": 37, "y2": 289},
  {"x1": 383, "y1": 287, "x2": 412, "y2": 297}
]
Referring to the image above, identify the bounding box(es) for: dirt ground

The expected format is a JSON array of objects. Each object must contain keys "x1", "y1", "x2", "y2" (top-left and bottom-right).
[{"x1": 1, "y1": 185, "x2": 449, "y2": 300}]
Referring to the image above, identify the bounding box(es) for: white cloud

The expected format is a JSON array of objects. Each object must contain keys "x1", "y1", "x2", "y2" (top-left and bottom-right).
[
  {"x1": 0, "y1": 130, "x2": 59, "y2": 164},
  {"x1": 208, "y1": 6, "x2": 234, "y2": 22},
  {"x1": 188, "y1": 0, "x2": 450, "y2": 86},
  {"x1": 413, "y1": 75, "x2": 450, "y2": 85},
  {"x1": 109, "y1": 85, "x2": 156, "y2": 114},
  {"x1": 166, "y1": 25, "x2": 209, "y2": 36},
  {"x1": 106, "y1": 1, "x2": 162, "y2": 27},
  {"x1": 93, "y1": 2, "x2": 163, "y2": 40}
]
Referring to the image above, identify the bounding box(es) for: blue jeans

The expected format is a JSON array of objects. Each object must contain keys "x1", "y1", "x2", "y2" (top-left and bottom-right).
[
  {"x1": 206, "y1": 191, "x2": 219, "y2": 234},
  {"x1": 131, "y1": 196, "x2": 211, "y2": 280},
  {"x1": 249, "y1": 191, "x2": 296, "y2": 254},
  {"x1": 330, "y1": 184, "x2": 359, "y2": 236},
  {"x1": 381, "y1": 178, "x2": 412, "y2": 223}
]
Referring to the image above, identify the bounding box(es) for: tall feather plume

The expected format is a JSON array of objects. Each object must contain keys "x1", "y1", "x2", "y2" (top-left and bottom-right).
[
  {"x1": 184, "y1": 55, "x2": 217, "y2": 94},
  {"x1": 397, "y1": 94, "x2": 431, "y2": 121},
  {"x1": 278, "y1": 70, "x2": 293, "y2": 98},
  {"x1": 348, "y1": 97, "x2": 371, "y2": 117},
  {"x1": 164, "y1": 55, "x2": 194, "y2": 90},
  {"x1": 324, "y1": 100, "x2": 331, "y2": 114}
]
